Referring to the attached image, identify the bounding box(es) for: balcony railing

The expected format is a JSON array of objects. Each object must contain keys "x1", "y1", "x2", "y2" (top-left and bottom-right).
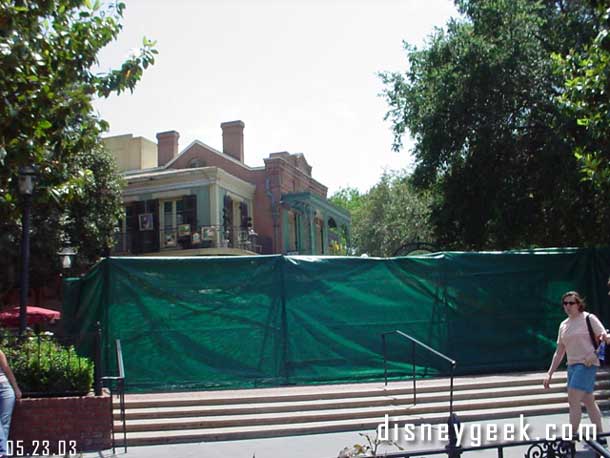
[{"x1": 111, "y1": 224, "x2": 262, "y2": 255}]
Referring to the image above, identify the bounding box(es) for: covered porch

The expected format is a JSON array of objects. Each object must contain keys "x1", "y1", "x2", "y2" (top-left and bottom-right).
[{"x1": 280, "y1": 192, "x2": 351, "y2": 255}]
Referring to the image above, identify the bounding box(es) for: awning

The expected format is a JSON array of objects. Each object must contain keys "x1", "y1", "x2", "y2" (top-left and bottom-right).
[
  {"x1": 0, "y1": 306, "x2": 61, "y2": 327},
  {"x1": 281, "y1": 192, "x2": 351, "y2": 227}
]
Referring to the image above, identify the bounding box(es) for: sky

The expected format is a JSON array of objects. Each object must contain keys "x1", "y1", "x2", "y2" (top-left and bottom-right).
[{"x1": 93, "y1": 0, "x2": 460, "y2": 195}]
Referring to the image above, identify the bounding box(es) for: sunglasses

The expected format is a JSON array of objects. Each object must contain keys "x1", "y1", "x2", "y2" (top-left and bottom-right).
[{"x1": 562, "y1": 301, "x2": 577, "y2": 306}]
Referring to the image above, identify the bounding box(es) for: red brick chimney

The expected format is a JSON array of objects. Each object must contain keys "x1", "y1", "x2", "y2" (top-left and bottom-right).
[
  {"x1": 156, "y1": 130, "x2": 180, "y2": 166},
  {"x1": 221, "y1": 121, "x2": 244, "y2": 162}
]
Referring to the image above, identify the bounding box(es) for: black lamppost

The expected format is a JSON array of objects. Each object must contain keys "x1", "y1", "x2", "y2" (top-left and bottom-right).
[{"x1": 18, "y1": 166, "x2": 36, "y2": 336}]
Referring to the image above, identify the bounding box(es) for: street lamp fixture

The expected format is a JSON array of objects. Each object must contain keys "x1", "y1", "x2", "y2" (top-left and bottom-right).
[
  {"x1": 18, "y1": 165, "x2": 37, "y2": 336},
  {"x1": 58, "y1": 247, "x2": 77, "y2": 270},
  {"x1": 18, "y1": 165, "x2": 36, "y2": 195}
]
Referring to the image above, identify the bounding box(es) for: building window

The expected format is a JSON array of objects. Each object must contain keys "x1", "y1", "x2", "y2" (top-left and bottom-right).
[
  {"x1": 159, "y1": 196, "x2": 196, "y2": 249},
  {"x1": 114, "y1": 206, "x2": 133, "y2": 253},
  {"x1": 160, "y1": 200, "x2": 181, "y2": 247},
  {"x1": 128, "y1": 199, "x2": 159, "y2": 254}
]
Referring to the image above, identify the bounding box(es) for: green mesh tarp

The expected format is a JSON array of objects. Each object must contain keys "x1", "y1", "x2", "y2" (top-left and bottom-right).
[{"x1": 62, "y1": 248, "x2": 610, "y2": 392}]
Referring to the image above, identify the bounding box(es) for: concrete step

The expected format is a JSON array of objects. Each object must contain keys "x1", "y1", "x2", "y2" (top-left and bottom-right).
[
  {"x1": 117, "y1": 390, "x2": 610, "y2": 432},
  {"x1": 118, "y1": 371, "x2": 571, "y2": 409},
  {"x1": 115, "y1": 381, "x2": 601, "y2": 420},
  {"x1": 116, "y1": 400, "x2": 610, "y2": 446},
  {"x1": 111, "y1": 370, "x2": 610, "y2": 446}
]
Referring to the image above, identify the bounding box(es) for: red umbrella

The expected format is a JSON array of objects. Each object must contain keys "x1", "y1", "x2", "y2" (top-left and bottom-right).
[{"x1": 0, "y1": 306, "x2": 61, "y2": 327}]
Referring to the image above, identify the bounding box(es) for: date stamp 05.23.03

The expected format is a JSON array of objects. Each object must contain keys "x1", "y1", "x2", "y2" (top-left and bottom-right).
[{"x1": 8, "y1": 440, "x2": 78, "y2": 456}]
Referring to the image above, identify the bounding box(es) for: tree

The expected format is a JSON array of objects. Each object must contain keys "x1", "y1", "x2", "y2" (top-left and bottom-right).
[
  {"x1": 0, "y1": 0, "x2": 156, "y2": 295},
  {"x1": 329, "y1": 187, "x2": 365, "y2": 216},
  {"x1": 380, "y1": 0, "x2": 610, "y2": 250},
  {"x1": 554, "y1": 2, "x2": 610, "y2": 189},
  {"x1": 328, "y1": 187, "x2": 363, "y2": 255},
  {"x1": 330, "y1": 171, "x2": 435, "y2": 257},
  {"x1": 63, "y1": 145, "x2": 125, "y2": 268}
]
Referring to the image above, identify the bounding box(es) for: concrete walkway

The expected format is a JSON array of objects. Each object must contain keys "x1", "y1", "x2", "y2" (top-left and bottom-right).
[{"x1": 78, "y1": 411, "x2": 609, "y2": 458}]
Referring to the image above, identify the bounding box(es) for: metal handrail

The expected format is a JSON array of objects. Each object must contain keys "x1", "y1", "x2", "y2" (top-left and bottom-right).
[
  {"x1": 585, "y1": 439, "x2": 610, "y2": 458},
  {"x1": 101, "y1": 339, "x2": 126, "y2": 454},
  {"x1": 117, "y1": 340, "x2": 125, "y2": 379},
  {"x1": 381, "y1": 330, "x2": 457, "y2": 420}
]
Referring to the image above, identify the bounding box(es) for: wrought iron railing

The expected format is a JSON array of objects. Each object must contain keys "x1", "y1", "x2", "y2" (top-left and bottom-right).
[
  {"x1": 360, "y1": 433, "x2": 610, "y2": 458},
  {"x1": 0, "y1": 329, "x2": 97, "y2": 397},
  {"x1": 381, "y1": 330, "x2": 457, "y2": 420},
  {"x1": 111, "y1": 224, "x2": 262, "y2": 255},
  {"x1": 586, "y1": 436, "x2": 610, "y2": 457},
  {"x1": 101, "y1": 337, "x2": 126, "y2": 454},
  {"x1": 1, "y1": 325, "x2": 127, "y2": 453}
]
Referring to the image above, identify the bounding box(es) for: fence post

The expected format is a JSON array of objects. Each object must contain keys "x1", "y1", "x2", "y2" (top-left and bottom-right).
[{"x1": 94, "y1": 321, "x2": 102, "y2": 396}]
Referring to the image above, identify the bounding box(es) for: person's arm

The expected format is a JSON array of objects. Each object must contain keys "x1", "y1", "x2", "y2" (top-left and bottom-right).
[
  {"x1": 0, "y1": 350, "x2": 21, "y2": 399},
  {"x1": 544, "y1": 342, "x2": 566, "y2": 389},
  {"x1": 591, "y1": 314, "x2": 610, "y2": 345}
]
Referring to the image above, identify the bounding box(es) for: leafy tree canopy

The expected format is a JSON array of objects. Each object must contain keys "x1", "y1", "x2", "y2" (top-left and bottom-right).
[
  {"x1": 0, "y1": 0, "x2": 156, "y2": 294},
  {"x1": 554, "y1": 1, "x2": 610, "y2": 189},
  {"x1": 329, "y1": 186, "x2": 365, "y2": 216},
  {"x1": 381, "y1": 0, "x2": 610, "y2": 250},
  {"x1": 330, "y1": 170, "x2": 435, "y2": 257}
]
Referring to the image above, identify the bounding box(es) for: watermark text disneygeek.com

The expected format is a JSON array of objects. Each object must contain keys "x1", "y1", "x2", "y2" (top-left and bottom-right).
[{"x1": 377, "y1": 415, "x2": 597, "y2": 447}]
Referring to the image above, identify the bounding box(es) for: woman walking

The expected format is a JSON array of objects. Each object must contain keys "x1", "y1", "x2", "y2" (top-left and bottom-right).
[{"x1": 544, "y1": 291, "x2": 607, "y2": 440}]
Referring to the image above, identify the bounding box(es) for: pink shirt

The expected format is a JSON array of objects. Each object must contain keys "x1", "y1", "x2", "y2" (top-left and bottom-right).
[{"x1": 557, "y1": 313, "x2": 605, "y2": 366}]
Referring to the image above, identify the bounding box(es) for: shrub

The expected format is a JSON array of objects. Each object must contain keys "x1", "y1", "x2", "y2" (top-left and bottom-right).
[{"x1": 4, "y1": 335, "x2": 94, "y2": 396}]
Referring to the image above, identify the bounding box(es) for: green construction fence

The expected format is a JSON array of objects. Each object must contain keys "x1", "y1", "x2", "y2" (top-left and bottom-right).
[{"x1": 61, "y1": 248, "x2": 610, "y2": 392}]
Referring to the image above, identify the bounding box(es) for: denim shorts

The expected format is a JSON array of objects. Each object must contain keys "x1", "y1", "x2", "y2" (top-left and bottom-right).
[{"x1": 567, "y1": 363, "x2": 597, "y2": 393}]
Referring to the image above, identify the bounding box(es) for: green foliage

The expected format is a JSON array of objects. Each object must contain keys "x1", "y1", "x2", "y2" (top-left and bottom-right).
[
  {"x1": 337, "y1": 432, "x2": 404, "y2": 457},
  {"x1": 380, "y1": 0, "x2": 610, "y2": 250},
  {"x1": 0, "y1": 0, "x2": 156, "y2": 293},
  {"x1": 330, "y1": 171, "x2": 435, "y2": 256},
  {"x1": 64, "y1": 145, "x2": 125, "y2": 269},
  {"x1": 329, "y1": 187, "x2": 365, "y2": 215},
  {"x1": 5, "y1": 335, "x2": 94, "y2": 396},
  {"x1": 554, "y1": 2, "x2": 610, "y2": 189},
  {"x1": 329, "y1": 187, "x2": 364, "y2": 255}
]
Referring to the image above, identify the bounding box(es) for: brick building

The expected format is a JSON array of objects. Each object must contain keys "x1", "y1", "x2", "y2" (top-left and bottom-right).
[{"x1": 104, "y1": 121, "x2": 350, "y2": 256}]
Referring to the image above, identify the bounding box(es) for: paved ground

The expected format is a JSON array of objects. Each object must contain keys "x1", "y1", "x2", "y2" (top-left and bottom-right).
[{"x1": 75, "y1": 411, "x2": 610, "y2": 458}]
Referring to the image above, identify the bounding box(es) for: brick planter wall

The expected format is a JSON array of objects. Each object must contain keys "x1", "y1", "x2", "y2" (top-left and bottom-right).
[{"x1": 9, "y1": 393, "x2": 112, "y2": 454}]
